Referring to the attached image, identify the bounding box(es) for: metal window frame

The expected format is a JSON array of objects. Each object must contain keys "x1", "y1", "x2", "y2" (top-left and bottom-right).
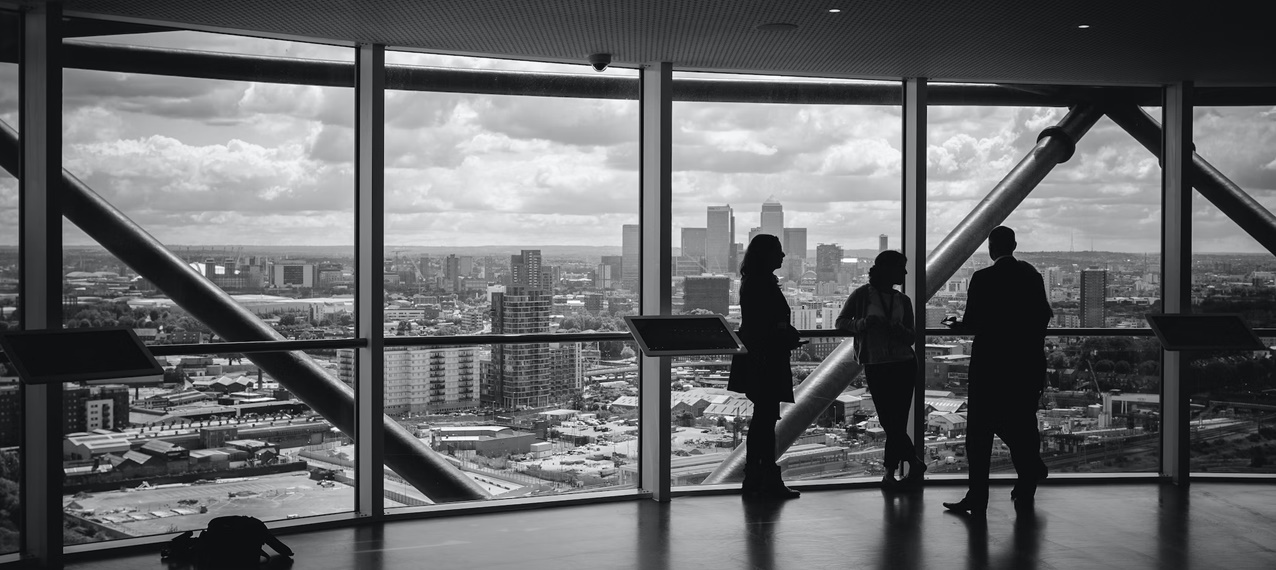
[
  {"x1": 638, "y1": 62, "x2": 673, "y2": 502},
  {"x1": 355, "y1": 42, "x2": 386, "y2": 518},
  {"x1": 1161, "y1": 82, "x2": 1192, "y2": 485},
  {"x1": 19, "y1": 3, "x2": 62, "y2": 567},
  {"x1": 903, "y1": 78, "x2": 928, "y2": 474}
]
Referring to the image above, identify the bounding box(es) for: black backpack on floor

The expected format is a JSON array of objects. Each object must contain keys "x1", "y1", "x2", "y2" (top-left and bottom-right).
[{"x1": 161, "y1": 515, "x2": 294, "y2": 567}]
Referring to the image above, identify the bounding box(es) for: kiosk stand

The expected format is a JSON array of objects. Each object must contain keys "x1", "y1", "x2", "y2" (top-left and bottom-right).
[{"x1": 623, "y1": 315, "x2": 747, "y2": 357}]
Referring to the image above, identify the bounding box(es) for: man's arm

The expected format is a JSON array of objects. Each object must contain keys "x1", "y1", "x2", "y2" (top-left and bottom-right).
[
  {"x1": 1033, "y1": 270, "x2": 1053, "y2": 327},
  {"x1": 953, "y1": 272, "x2": 981, "y2": 334}
]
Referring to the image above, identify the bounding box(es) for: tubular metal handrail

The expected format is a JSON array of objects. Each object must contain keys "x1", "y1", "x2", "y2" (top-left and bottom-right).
[
  {"x1": 0, "y1": 119, "x2": 488, "y2": 502},
  {"x1": 703, "y1": 103, "x2": 1104, "y2": 483}
]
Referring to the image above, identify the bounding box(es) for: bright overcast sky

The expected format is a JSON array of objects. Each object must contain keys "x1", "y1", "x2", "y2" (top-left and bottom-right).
[{"x1": 1, "y1": 29, "x2": 1275, "y2": 254}]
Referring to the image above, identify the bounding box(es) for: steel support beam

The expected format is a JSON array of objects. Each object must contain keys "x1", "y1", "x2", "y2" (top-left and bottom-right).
[
  {"x1": 0, "y1": 120, "x2": 487, "y2": 503},
  {"x1": 638, "y1": 62, "x2": 673, "y2": 501},
  {"x1": 19, "y1": 3, "x2": 62, "y2": 566},
  {"x1": 354, "y1": 43, "x2": 386, "y2": 518},
  {"x1": 1160, "y1": 84, "x2": 1192, "y2": 484},
  {"x1": 704, "y1": 103, "x2": 1104, "y2": 484},
  {"x1": 1105, "y1": 104, "x2": 1276, "y2": 257}
]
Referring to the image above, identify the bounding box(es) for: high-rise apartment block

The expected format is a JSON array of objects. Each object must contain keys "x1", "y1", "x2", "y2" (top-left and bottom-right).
[
  {"x1": 339, "y1": 347, "x2": 479, "y2": 414},
  {"x1": 622, "y1": 224, "x2": 640, "y2": 291},
  {"x1": 1080, "y1": 268, "x2": 1108, "y2": 328},
  {"x1": 792, "y1": 308, "x2": 818, "y2": 330},
  {"x1": 487, "y1": 287, "x2": 555, "y2": 408},
  {"x1": 510, "y1": 250, "x2": 543, "y2": 290},
  {"x1": 816, "y1": 244, "x2": 843, "y2": 283}
]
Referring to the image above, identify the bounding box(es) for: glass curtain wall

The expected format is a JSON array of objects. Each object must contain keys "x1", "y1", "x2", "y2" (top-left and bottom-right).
[
  {"x1": 671, "y1": 73, "x2": 902, "y2": 485},
  {"x1": 380, "y1": 50, "x2": 640, "y2": 505},
  {"x1": 1189, "y1": 104, "x2": 1276, "y2": 474},
  {"x1": 926, "y1": 87, "x2": 1163, "y2": 475},
  {"x1": 57, "y1": 22, "x2": 356, "y2": 544},
  {"x1": 0, "y1": 7, "x2": 20, "y2": 556}
]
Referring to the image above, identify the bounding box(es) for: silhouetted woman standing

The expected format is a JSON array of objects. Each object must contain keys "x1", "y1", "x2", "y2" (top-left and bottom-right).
[
  {"x1": 728, "y1": 234, "x2": 803, "y2": 500},
  {"x1": 836, "y1": 250, "x2": 923, "y2": 490}
]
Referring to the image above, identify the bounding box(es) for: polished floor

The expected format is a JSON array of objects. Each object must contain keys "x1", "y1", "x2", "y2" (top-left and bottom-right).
[{"x1": 64, "y1": 482, "x2": 1276, "y2": 570}]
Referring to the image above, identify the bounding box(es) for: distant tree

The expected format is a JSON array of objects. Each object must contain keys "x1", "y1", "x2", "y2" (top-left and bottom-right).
[
  {"x1": 279, "y1": 314, "x2": 298, "y2": 327},
  {"x1": 1138, "y1": 360, "x2": 1160, "y2": 376},
  {"x1": 1114, "y1": 361, "x2": 1132, "y2": 375},
  {"x1": 1094, "y1": 359, "x2": 1115, "y2": 373}
]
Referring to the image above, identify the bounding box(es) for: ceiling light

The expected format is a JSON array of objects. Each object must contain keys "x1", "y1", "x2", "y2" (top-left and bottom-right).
[
  {"x1": 829, "y1": 8, "x2": 842, "y2": 13},
  {"x1": 756, "y1": 22, "x2": 799, "y2": 31},
  {"x1": 1077, "y1": 24, "x2": 1091, "y2": 29}
]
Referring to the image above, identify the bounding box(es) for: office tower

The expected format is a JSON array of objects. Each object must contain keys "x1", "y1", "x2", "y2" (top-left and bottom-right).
[
  {"x1": 760, "y1": 197, "x2": 783, "y2": 239},
  {"x1": 599, "y1": 255, "x2": 623, "y2": 290},
  {"x1": 816, "y1": 243, "x2": 843, "y2": 283},
  {"x1": 445, "y1": 254, "x2": 462, "y2": 292},
  {"x1": 879, "y1": 234, "x2": 888, "y2": 252},
  {"x1": 1044, "y1": 266, "x2": 1061, "y2": 301},
  {"x1": 681, "y1": 227, "x2": 707, "y2": 259},
  {"x1": 706, "y1": 205, "x2": 735, "y2": 274},
  {"x1": 622, "y1": 224, "x2": 640, "y2": 290},
  {"x1": 511, "y1": 249, "x2": 543, "y2": 290},
  {"x1": 1080, "y1": 268, "x2": 1108, "y2": 328},
  {"x1": 748, "y1": 227, "x2": 762, "y2": 245},
  {"x1": 791, "y1": 308, "x2": 818, "y2": 330},
  {"x1": 459, "y1": 256, "x2": 474, "y2": 276},
  {"x1": 488, "y1": 287, "x2": 552, "y2": 408},
  {"x1": 679, "y1": 227, "x2": 708, "y2": 276},
  {"x1": 784, "y1": 228, "x2": 807, "y2": 259},
  {"x1": 683, "y1": 275, "x2": 731, "y2": 315}
]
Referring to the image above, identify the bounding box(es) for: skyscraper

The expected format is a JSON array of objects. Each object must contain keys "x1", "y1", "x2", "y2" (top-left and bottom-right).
[
  {"x1": 879, "y1": 234, "x2": 888, "y2": 252},
  {"x1": 681, "y1": 227, "x2": 707, "y2": 259},
  {"x1": 760, "y1": 197, "x2": 784, "y2": 239},
  {"x1": 510, "y1": 249, "x2": 543, "y2": 290},
  {"x1": 488, "y1": 287, "x2": 553, "y2": 408},
  {"x1": 816, "y1": 244, "x2": 843, "y2": 283},
  {"x1": 682, "y1": 275, "x2": 730, "y2": 315},
  {"x1": 784, "y1": 228, "x2": 807, "y2": 259},
  {"x1": 706, "y1": 205, "x2": 735, "y2": 274},
  {"x1": 599, "y1": 255, "x2": 623, "y2": 290},
  {"x1": 1080, "y1": 268, "x2": 1108, "y2": 328},
  {"x1": 1043, "y1": 266, "x2": 1061, "y2": 301},
  {"x1": 622, "y1": 224, "x2": 640, "y2": 291}
]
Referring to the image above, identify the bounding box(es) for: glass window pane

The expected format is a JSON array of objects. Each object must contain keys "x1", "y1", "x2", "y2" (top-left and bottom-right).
[
  {"x1": 927, "y1": 94, "x2": 1162, "y2": 331},
  {"x1": 1189, "y1": 103, "x2": 1276, "y2": 474},
  {"x1": 375, "y1": 340, "x2": 639, "y2": 509},
  {"x1": 1, "y1": 6, "x2": 20, "y2": 556},
  {"x1": 61, "y1": 20, "x2": 356, "y2": 342},
  {"x1": 925, "y1": 88, "x2": 1162, "y2": 475},
  {"x1": 380, "y1": 51, "x2": 641, "y2": 505},
  {"x1": 671, "y1": 74, "x2": 902, "y2": 487},
  {"x1": 61, "y1": 349, "x2": 353, "y2": 545}
]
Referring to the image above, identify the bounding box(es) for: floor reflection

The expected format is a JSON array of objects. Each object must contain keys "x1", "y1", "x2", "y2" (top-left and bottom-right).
[
  {"x1": 742, "y1": 498, "x2": 788, "y2": 570},
  {"x1": 877, "y1": 490, "x2": 925, "y2": 570}
]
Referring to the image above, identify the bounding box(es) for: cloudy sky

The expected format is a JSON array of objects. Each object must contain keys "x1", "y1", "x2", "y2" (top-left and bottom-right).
[{"x1": 1, "y1": 29, "x2": 1275, "y2": 255}]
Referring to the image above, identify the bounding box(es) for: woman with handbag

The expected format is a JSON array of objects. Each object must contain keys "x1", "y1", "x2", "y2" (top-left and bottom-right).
[
  {"x1": 728, "y1": 234, "x2": 803, "y2": 500},
  {"x1": 836, "y1": 250, "x2": 924, "y2": 490}
]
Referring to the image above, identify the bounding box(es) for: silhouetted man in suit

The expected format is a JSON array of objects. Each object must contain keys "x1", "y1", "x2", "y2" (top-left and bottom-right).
[{"x1": 944, "y1": 226, "x2": 1053, "y2": 515}]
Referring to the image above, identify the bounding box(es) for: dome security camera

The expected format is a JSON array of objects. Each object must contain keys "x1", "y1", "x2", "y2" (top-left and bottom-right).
[{"x1": 588, "y1": 53, "x2": 612, "y2": 72}]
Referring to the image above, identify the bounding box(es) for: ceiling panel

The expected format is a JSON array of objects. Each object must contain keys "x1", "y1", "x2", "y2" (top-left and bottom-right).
[{"x1": 54, "y1": 0, "x2": 1273, "y2": 86}]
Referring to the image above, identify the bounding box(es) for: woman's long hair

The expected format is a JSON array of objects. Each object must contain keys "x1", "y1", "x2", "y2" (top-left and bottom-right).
[{"x1": 739, "y1": 234, "x2": 783, "y2": 277}]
